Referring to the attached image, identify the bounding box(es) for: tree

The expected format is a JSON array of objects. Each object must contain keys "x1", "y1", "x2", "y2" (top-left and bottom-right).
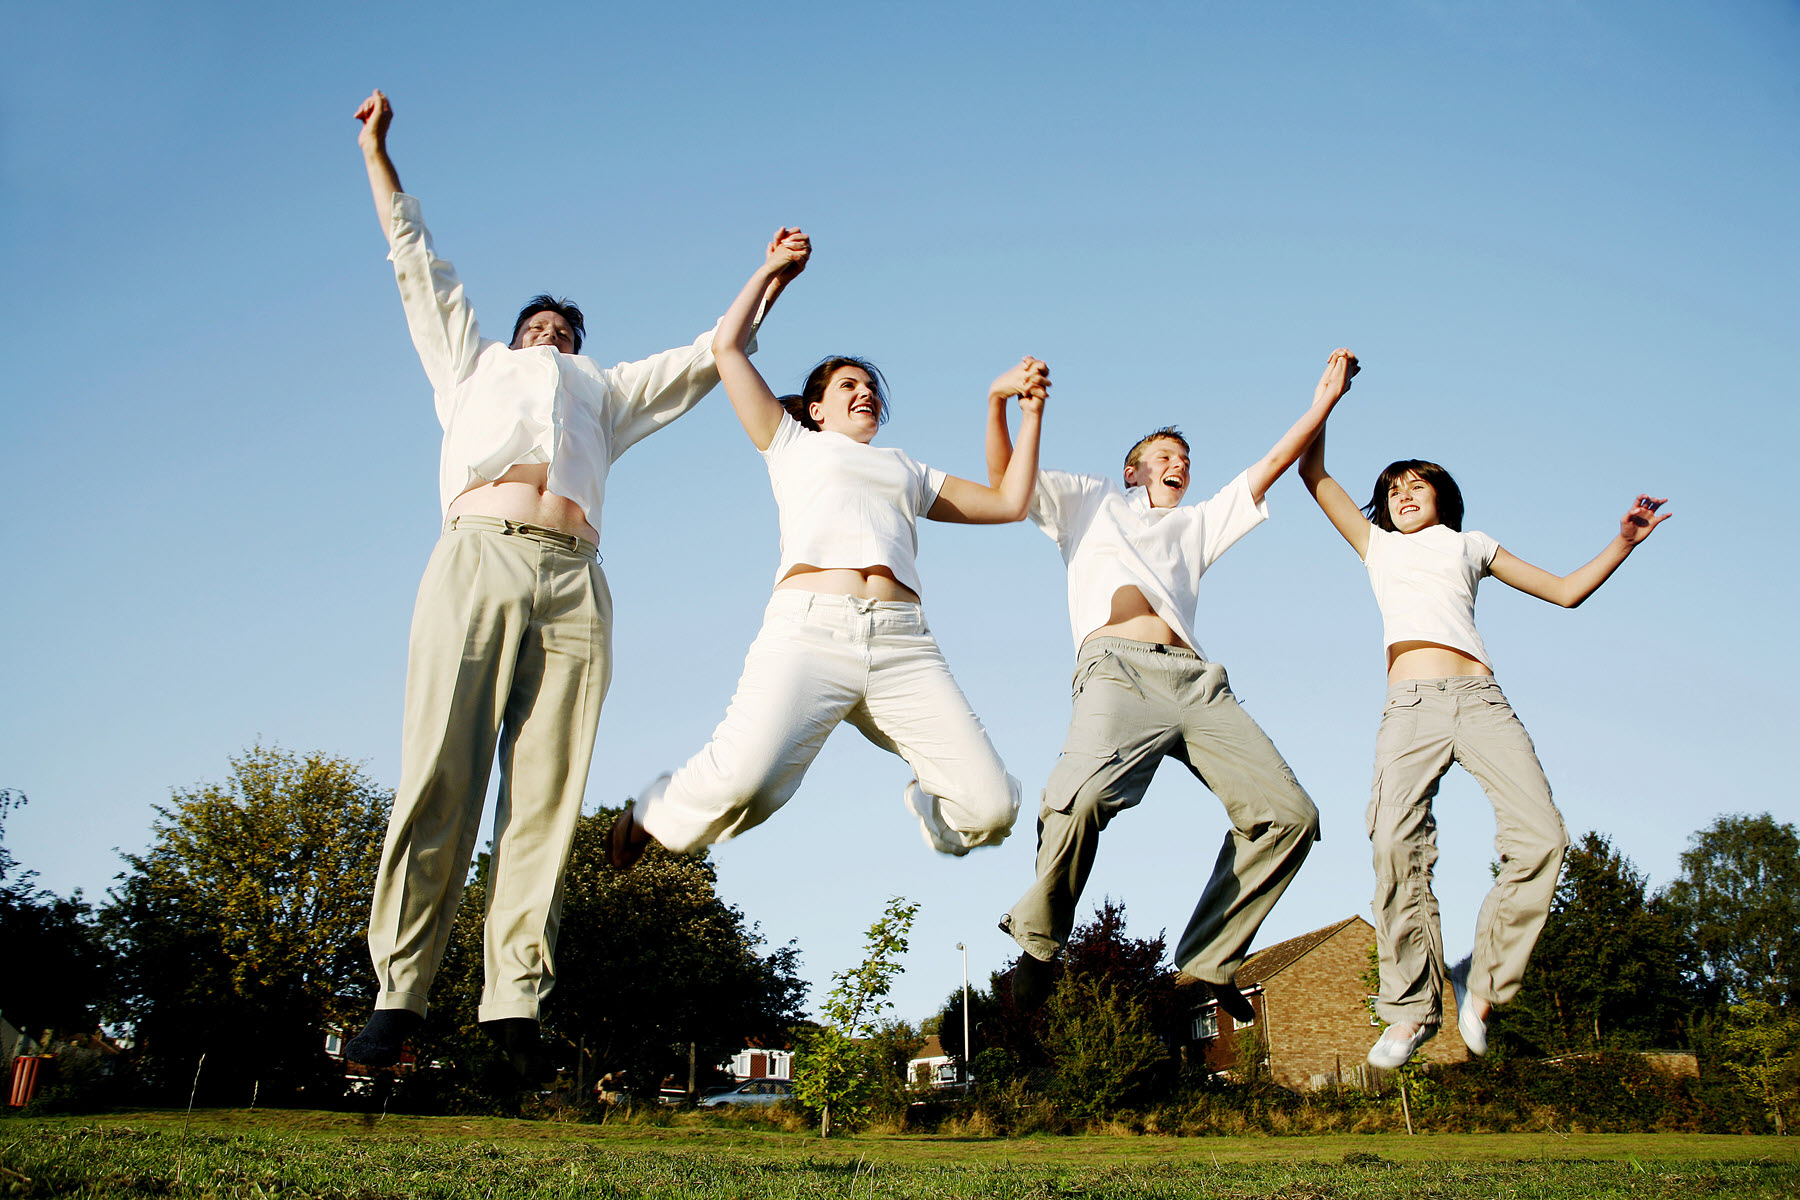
[
  {"x1": 1663, "y1": 813, "x2": 1800, "y2": 1008},
  {"x1": 1042, "y1": 899, "x2": 1179, "y2": 1114},
  {"x1": 793, "y1": 896, "x2": 918, "y2": 1136},
  {"x1": 0, "y1": 789, "x2": 106, "y2": 1040},
  {"x1": 98, "y1": 745, "x2": 389, "y2": 1101},
  {"x1": 415, "y1": 809, "x2": 807, "y2": 1105},
  {"x1": 1499, "y1": 831, "x2": 1693, "y2": 1056},
  {"x1": 1719, "y1": 1001, "x2": 1800, "y2": 1135}
]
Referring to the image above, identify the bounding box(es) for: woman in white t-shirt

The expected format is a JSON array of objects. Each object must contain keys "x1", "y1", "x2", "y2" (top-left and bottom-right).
[
  {"x1": 610, "y1": 230, "x2": 1049, "y2": 869},
  {"x1": 1299, "y1": 421, "x2": 1668, "y2": 1071}
]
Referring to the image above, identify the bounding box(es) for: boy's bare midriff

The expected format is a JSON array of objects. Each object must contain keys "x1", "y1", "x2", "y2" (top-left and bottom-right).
[
  {"x1": 447, "y1": 464, "x2": 598, "y2": 543},
  {"x1": 777, "y1": 565, "x2": 921, "y2": 604},
  {"x1": 1081, "y1": 585, "x2": 1190, "y2": 650},
  {"x1": 1386, "y1": 640, "x2": 1493, "y2": 683}
]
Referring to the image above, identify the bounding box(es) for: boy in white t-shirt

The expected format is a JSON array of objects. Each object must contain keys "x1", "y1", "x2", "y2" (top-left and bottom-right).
[{"x1": 989, "y1": 350, "x2": 1359, "y2": 1017}]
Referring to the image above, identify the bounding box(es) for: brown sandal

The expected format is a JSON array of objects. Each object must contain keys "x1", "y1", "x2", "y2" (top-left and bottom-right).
[{"x1": 608, "y1": 800, "x2": 650, "y2": 871}]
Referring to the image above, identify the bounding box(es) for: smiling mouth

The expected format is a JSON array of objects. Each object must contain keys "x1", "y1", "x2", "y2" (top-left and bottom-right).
[{"x1": 1161, "y1": 477, "x2": 1185, "y2": 489}]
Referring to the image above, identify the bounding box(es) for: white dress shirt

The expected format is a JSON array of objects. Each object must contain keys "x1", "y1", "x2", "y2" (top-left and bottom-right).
[
  {"x1": 1029, "y1": 469, "x2": 1268, "y2": 656},
  {"x1": 386, "y1": 192, "x2": 749, "y2": 536},
  {"x1": 761, "y1": 414, "x2": 948, "y2": 596},
  {"x1": 1362, "y1": 524, "x2": 1501, "y2": 668}
]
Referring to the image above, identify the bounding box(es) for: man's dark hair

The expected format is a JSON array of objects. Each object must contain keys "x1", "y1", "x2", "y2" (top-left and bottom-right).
[
  {"x1": 511, "y1": 295, "x2": 586, "y2": 353},
  {"x1": 780, "y1": 355, "x2": 891, "y2": 431},
  {"x1": 1364, "y1": 459, "x2": 1466, "y2": 532}
]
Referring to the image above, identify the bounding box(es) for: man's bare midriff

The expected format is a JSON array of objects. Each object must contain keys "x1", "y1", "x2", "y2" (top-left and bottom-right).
[
  {"x1": 447, "y1": 464, "x2": 598, "y2": 543},
  {"x1": 777, "y1": 565, "x2": 921, "y2": 603},
  {"x1": 1386, "y1": 640, "x2": 1493, "y2": 683},
  {"x1": 1080, "y1": 585, "x2": 1189, "y2": 650}
]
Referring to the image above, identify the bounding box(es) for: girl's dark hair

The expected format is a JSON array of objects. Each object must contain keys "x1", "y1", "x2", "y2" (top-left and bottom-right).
[
  {"x1": 781, "y1": 356, "x2": 890, "y2": 431},
  {"x1": 511, "y1": 294, "x2": 586, "y2": 353},
  {"x1": 1365, "y1": 459, "x2": 1465, "y2": 532}
]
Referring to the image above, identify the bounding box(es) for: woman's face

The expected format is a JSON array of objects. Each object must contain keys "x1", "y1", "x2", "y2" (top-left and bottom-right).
[
  {"x1": 1387, "y1": 471, "x2": 1441, "y2": 533},
  {"x1": 808, "y1": 366, "x2": 881, "y2": 443}
]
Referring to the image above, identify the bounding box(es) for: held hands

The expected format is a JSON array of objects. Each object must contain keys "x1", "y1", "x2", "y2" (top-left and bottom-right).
[
  {"x1": 764, "y1": 227, "x2": 811, "y2": 278},
  {"x1": 1620, "y1": 495, "x2": 1671, "y2": 545},
  {"x1": 354, "y1": 89, "x2": 393, "y2": 157},
  {"x1": 1315, "y1": 347, "x2": 1359, "y2": 406},
  {"x1": 991, "y1": 356, "x2": 1051, "y2": 417}
]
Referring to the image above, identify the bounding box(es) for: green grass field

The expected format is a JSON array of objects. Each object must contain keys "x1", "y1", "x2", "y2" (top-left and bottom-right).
[{"x1": 6, "y1": 1109, "x2": 1797, "y2": 1198}]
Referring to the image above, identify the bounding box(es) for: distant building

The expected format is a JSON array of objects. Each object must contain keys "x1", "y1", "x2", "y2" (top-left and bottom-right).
[
  {"x1": 724, "y1": 1046, "x2": 793, "y2": 1081},
  {"x1": 1179, "y1": 915, "x2": 1473, "y2": 1090},
  {"x1": 907, "y1": 1034, "x2": 963, "y2": 1089}
]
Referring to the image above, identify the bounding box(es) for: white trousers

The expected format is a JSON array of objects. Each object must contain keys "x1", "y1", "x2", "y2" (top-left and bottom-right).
[{"x1": 637, "y1": 589, "x2": 1020, "y2": 855}]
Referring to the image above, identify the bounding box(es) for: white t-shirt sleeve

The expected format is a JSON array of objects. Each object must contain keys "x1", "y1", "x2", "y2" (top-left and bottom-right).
[
  {"x1": 1186, "y1": 469, "x2": 1270, "y2": 570},
  {"x1": 1467, "y1": 530, "x2": 1501, "y2": 574},
  {"x1": 914, "y1": 459, "x2": 949, "y2": 515},
  {"x1": 1028, "y1": 469, "x2": 1104, "y2": 542}
]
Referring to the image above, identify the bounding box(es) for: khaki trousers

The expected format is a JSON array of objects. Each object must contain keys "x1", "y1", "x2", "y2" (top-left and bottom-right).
[
  {"x1": 366, "y1": 515, "x2": 611, "y2": 1022},
  {"x1": 1368, "y1": 677, "x2": 1568, "y2": 1027},
  {"x1": 1003, "y1": 638, "x2": 1319, "y2": 983}
]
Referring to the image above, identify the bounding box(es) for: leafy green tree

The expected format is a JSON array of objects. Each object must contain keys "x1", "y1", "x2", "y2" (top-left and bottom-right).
[
  {"x1": 1499, "y1": 831, "x2": 1692, "y2": 1055},
  {"x1": 1719, "y1": 1000, "x2": 1800, "y2": 1134},
  {"x1": 98, "y1": 745, "x2": 389, "y2": 1101},
  {"x1": 1663, "y1": 813, "x2": 1800, "y2": 1007},
  {"x1": 1042, "y1": 969, "x2": 1167, "y2": 1117},
  {"x1": 418, "y1": 810, "x2": 808, "y2": 1105},
  {"x1": 0, "y1": 789, "x2": 106, "y2": 1040},
  {"x1": 793, "y1": 896, "x2": 918, "y2": 1136}
]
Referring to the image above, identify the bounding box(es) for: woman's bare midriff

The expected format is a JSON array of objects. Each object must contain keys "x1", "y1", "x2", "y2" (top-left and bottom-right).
[
  {"x1": 447, "y1": 464, "x2": 597, "y2": 543},
  {"x1": 1386, "y1": 640, "x2": 1493, "y2": 683},
  {"x1": 1080, "y1": 585, "x2": 1190, "y2": 650},
  {"x1": 777, "y1": 565, "x2": 920, "y2": 603}
]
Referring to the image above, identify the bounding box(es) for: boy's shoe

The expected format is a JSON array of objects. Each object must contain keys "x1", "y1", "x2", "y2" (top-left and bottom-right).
[
  {"x1": 1449, "y1": 956, "x2": 1488, "y2": 1057},
  {"x1": 904, "y1": 782, "x2": 970, "y2": 857},
  {"x1": 345, "y1": 1009, "x2": 422, "y2": 1068},
  {"x1": 1367, "y1": 1021, "x2": 1437, "y2": 1070},
  {"x1": 1206, "y1": 978, "x2": 1257, "y2": 1025},
  {"x1": 1008, "y1": 952, "x2": 1055, "y2": 1010}
]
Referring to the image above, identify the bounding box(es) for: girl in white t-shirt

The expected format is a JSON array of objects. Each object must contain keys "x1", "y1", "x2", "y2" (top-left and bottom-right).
[
  {"x1": 611, "y1": 230, "x2": 1049, "y2": 868},
  {"x1": 1299, "y1": 423, "x2": 1668, "y2": 1070}
]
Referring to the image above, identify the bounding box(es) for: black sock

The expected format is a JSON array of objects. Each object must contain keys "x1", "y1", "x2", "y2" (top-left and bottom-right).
[{"x1": 345, "y1": 1009, "x2": 422, "y2": 1068}]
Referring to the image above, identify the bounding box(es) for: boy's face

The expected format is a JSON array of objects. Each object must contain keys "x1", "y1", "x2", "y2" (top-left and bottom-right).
[
  {"x1": 1386, "y1": 471, "x2": 1441, "y2": 533},
  {"x1": 1124, "y1": 437, "x2": 1190, "y2": 509}
]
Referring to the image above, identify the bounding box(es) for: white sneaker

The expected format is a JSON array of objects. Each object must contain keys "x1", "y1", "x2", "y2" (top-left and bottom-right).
[
  {"x1": 1367, "y1": 1022, "x2": 1436, "y2": 1070},
  {"x1": 1450, "y1": 956, "x2": 1488, "y2": 1057},
  {"x1": 904, "y1": 782, "x2": 970, "y2": 857}
]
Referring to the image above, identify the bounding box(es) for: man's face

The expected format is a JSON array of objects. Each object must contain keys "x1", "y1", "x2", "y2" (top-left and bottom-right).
[
  {"x1": 1124, "y1": 438, "x2": 1190, "y2": 509},
  {"x1": 513, "y1": 311, "x2": 577, "y2": 354}
]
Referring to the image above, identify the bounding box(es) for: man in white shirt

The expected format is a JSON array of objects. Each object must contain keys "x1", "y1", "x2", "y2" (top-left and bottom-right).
[
  {"x1": 988, "y1": 351, "x2": 1357, "y2": 1018},
  {"x1": 342, "y1": 90, "x2": 804, "y2": 1078}
]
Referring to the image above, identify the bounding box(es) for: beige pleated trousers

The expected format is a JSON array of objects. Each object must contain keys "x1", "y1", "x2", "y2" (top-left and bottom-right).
[{"x1": 366, "y1": 515, "x2": 611, "y2": 1022}]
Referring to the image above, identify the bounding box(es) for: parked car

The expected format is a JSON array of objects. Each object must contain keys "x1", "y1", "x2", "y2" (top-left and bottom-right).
[{"x1": 699, "y1": 1078, "x2": 794, "y2": 1107}]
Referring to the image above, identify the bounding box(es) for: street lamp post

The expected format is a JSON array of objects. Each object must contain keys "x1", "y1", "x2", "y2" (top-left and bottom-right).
[{"x1": 956, "y1": 941, "x2": 970, "y2": 1090}]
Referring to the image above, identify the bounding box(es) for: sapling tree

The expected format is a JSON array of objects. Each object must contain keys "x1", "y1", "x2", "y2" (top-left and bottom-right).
[{"x1": 793, "y1": 895, "x2": 918, "y2": 1137}]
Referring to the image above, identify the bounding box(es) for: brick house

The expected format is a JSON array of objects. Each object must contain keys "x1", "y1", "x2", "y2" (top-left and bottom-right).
[{"x1": 1180, "y1": 915, "x2": 1472, "y2": 1089}]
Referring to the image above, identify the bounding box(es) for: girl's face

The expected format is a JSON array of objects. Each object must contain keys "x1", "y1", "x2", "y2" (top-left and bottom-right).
[
  {"x1": 1387, "y1": 472, "x2": 1441, "y2": 533},
  {"x1": 808, "y1": 366, "x2": 881, "y2": 443}
]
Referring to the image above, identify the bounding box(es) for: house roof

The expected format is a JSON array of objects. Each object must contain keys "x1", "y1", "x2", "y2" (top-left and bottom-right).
[
  {"x1": 1235, "y1": 916, "x2": 1370, "y2": 986},
  {"x1": 912, "y1": 1034, "x2": 946, "y2": 1062}
]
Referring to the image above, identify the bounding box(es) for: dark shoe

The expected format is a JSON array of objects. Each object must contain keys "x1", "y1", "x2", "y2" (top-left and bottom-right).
[
  {"x1": 345, "y1": 1009, "x2": 422, "y2": 1068},
  {"x1": 1207, "y1": 978, "x2": 1257, "y2": 1025},
  {"x1": 1008, "y1": 952, "x2": 1055, "y2": 1010},
  {"x1": 482, "y1": 1018, "x2": 559, "y2": 1086}
]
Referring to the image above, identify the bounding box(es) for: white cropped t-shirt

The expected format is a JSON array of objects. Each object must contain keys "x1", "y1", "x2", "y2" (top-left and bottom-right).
[
  {"x1": 761, "y1": 414, "x2": 948, "y2": 596},
  {"x1": 1362, "y1": 523, "x2": 1502, "y2": 668},
  {"x1": 1029, "y1": 468, "x2": 1268, "y2": 656}
]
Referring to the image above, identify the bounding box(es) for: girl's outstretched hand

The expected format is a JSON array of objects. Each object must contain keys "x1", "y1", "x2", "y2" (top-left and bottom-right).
[
  {"x1": 1621, "y1": 495, "x2": 1671, "y2": 544},
  {"x1": 1315, "y1": 347, "x2": 1360, "y2": 406},
  {"x1": 765, "y1": 227, "x2": 810, "y2": 276}
]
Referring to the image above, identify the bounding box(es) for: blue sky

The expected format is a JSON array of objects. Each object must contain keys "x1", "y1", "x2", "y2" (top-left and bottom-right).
[{"x1": 4, "y1": 1, "x2": 1795, "y2": 1031}]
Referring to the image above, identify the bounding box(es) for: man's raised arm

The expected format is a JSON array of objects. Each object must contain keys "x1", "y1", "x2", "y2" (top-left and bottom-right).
[{"x1": 355, "y1": 89, "x2": 404, "y2": 236}]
